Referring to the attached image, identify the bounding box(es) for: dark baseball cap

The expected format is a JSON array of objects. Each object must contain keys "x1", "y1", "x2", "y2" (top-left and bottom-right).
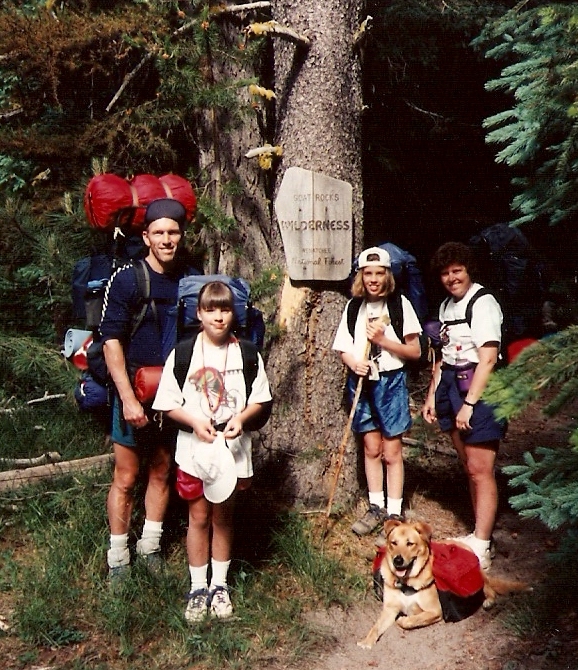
[{"x1": 144, "y1": 198, "x2": 187, "y2": 227}]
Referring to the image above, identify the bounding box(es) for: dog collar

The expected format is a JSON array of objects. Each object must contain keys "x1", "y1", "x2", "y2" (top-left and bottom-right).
[{"x1": 395, "y1": 578, "x2": 435, "y2": 595}]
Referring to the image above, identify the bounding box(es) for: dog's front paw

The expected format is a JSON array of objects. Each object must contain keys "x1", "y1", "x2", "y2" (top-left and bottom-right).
[
  {"x1": 482, "y1": 598, "x2": 495, "y2": 610},
  {"x1": 357, "y1": 639, "x2": 374, "y2": 650}
]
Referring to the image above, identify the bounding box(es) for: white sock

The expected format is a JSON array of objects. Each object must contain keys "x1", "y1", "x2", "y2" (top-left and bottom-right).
[
  {"x1": 471, "y1": 535, "x2": 491, "y2": 556},
  {"x1": 108, "y1": 533, "x2": 129, "y2": 568},
  {"x1": 136, "y1": 519, "x2": 163, "y2": 556},
  {"x1": 368, "y1": 491, "x2": 385, "y2": 509},
  {"x1": 387, "y1": 497, "x2": 403, "y2": 517},
  {"x1": 209, "y1": 559, "x2": 231, "y2": 590},
  {"x1": 189, "y1": 564, "x2": 209, "y2": 593}
]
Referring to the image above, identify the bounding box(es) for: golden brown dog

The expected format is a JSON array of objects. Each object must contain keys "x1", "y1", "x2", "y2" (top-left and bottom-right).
[{"x1": 358, "y1": 519, "x2": 531, "y2": 649}]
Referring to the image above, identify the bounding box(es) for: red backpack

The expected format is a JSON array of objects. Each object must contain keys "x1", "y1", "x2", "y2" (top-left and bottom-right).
[{"x1": 84, "y1": 173, "x2": 196, "y2": 232}]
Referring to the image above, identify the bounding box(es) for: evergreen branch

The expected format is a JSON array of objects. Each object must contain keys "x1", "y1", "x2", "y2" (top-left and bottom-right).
[
  {"x1": 0, "y1": 107, "x2": 23, "y2": 121},
  {"x1": 106, "y1": 50, "x2": 157, "y2": 113},
  {"x1": 485, "y1": 327, "x2": 578, "y2": 420},
  {"x1": 0, "y1": 335, "x2": 76, "y2": 398},
  {"x1": 106, "y1": 17, "x2": 200, "y2": 113}
]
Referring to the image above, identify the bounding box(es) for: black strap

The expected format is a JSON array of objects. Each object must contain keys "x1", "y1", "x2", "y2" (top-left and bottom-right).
[
  {"x1": 173, "y1": 332, "x2": 257, "y2": 400},
  {"x1": 130, "y1": 259, "x2": 157, "y2": 338},
  {"x1": 387, "y1": 291, "x2": 404, "y2": 342},
  {"x1": 346, "y1": 297, "x2": 363, "y2": 338},
  {"x1": 346, "y1": 293, "x2": 404, "y2": 342},
  {"x1": 441, "y1": 287, "x2": 493, "y2": 328}
]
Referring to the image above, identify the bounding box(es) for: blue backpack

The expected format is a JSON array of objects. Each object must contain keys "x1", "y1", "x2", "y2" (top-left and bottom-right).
[
  {"x1": 161, "y1": 274, "x2": 266, "y2": 360},
  {"x1": 468, "y1": 223, "x2": 547, "y2": 344}
]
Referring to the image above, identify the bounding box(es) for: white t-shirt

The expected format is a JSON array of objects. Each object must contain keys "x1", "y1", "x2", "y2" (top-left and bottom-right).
[
  {"x1": 332, "y1": 295, "x2": 422, "y2": 371},
  {"x1": 152, "y1": 337, "x2": 272, "y2": 479},
  {"x1": 438, "y1": 283, "x2": 503, "y2": 366}
]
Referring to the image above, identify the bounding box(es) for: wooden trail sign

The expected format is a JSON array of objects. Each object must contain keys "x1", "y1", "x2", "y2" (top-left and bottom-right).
[{"x1": 275, "y1": 167, "x2": 353, "y2": 281}]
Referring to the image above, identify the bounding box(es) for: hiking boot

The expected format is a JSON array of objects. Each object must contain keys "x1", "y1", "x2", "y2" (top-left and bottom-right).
[
  {"x1": 351, "y1": 504, "x2": 388, "y2": 536},
  {"x1": 209, "y1": 585, "x2": 233, "y2": 620},
  {"x1": 184, "y1": 588, "x2": 209, "y2": 623},
  {"x1": 139, "y1": 551, "x2": 164, "y2": 576},
  {"x1": 108, "y1": 564, "x2": 131, "y2": 590},
  {"x1": 489, "y1": 536, "x2": 497, "y2": 560}
]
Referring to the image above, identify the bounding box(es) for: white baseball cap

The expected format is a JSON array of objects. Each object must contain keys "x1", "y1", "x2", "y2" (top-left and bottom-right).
[
  {"x1": 358, "y1": 247, "x2": 391, "y2": 269},
  {"x1": 193, "y1": 433, "x2": 237, "y2": 504}
]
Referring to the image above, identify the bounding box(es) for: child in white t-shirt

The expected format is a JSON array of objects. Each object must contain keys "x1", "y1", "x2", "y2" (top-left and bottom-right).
[
  {"x1": 153, "y1": 281, "x2": 271, "y2": 622},
  {"x1": 333, "y1": 247, "x2": 422, "y2": 536}
]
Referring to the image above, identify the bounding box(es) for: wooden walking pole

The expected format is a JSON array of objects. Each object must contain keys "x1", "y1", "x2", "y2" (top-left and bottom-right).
[{"x1": 323, "y1": 314, "x2": 390, "y2": 537}]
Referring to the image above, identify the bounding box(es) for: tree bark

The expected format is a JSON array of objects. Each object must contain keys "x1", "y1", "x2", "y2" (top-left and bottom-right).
[
  {"x1": 258, "y1": 0, "x2": 365, "y2": 506},
  {"x1": 203, "y1": 9, "x2": 274, "y2": 277}
]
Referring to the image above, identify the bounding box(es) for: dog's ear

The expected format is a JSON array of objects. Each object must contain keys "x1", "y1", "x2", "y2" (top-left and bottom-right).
[
  {"x1": 384, "y1": 518, "x2": 403, "y2": 536},
  {"x1": 413, "y1": 522, "x2": 433, "y2": 542}
]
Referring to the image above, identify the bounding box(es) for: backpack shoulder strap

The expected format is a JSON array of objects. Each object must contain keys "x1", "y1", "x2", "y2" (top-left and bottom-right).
[
  {"x1": 174, "y1": 331, "x2": 199, "y2": 390},
  {"x1": 386, "y1": 291, "x2": 404, "y2": 342},
  {"x1": 441, "y1": 288, "x2": 492, "y2": 328},
  {"x1": 239, "y1": 339, "x2": 258, "y2": 399},
  {"x1": 130, "y1": 259, "x2": 156, "y2": 338},
  {"x1": 464, "y1": 288, "x2": 493, "y2": 327},
  {"x1": 346, "y1": 297, "x2": 363, "y2": 338}
]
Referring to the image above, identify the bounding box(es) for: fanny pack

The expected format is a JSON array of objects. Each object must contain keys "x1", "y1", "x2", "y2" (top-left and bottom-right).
[
  {"x1": 131, "y1": 366, "x2": 163, "y2": 404},
  {"x1": 442, "y1": 362, "x2": 477, "y2": 394}
]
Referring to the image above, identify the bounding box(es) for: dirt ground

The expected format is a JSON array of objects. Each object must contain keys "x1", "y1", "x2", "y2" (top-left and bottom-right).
[{"x1": 300, "y1": 397, "x2": 578, "y2": 670}]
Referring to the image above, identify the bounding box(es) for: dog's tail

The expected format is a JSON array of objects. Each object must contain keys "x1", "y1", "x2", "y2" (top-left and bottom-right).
[
  {"x1": 481, "y1": 573, "x2": 532, "y2": 611},
  {"x1": 483, "y1": 574, "x2": 532, "y2": 596}
]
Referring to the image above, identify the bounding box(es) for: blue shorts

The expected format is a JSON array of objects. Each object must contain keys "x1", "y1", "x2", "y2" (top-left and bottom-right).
[
  {"x1": 435, "y1": 368, "x2": 507, "y2": 444},
  {"x1": 347, "y1": 369, "x2": 412, "y2": 437},
  {"x1": 110, "y1": 395, "x2": 177, "y2": 451}
]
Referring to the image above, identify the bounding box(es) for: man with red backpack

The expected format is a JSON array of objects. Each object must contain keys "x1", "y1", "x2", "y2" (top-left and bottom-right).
[{"x1": 101, "y1": 198, "x2": 189, "y2": 584}]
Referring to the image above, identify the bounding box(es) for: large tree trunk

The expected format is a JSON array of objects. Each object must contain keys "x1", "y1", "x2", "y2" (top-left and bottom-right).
[
  {"x1": 259, "y1": 0, "x2": 365, "y2": 506},
  {"x1": 203, "y1": 8, "x2": 274, "y2": 278}
]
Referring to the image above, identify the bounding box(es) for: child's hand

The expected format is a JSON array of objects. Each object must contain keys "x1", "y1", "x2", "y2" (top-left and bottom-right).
[
  {"x1": 366, "y1": 320, "x2": 386, "y2": 343},
  {"x1": 223, "y1": 416, "x2": 243, "y2": 438},
  {"x1": 354, "y1": 359, "x2": 371, "y2": 376},
  {"x1": 191, "y1": 416, "x2": 217, "y2": 442}
]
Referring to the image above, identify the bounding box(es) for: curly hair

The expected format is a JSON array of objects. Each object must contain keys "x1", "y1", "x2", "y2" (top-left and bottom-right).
[
  {"x1": 430, "y1": 242, "x2": 477, "y2": 278},
  {"x1": 351, "y1": 267, "x2": 396, "y2": 298}
]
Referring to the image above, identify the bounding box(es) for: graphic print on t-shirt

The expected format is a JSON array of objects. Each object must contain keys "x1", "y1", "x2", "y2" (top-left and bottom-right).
[{"x1": 188, "y1": 366, "x2": 242, "y2": 424}]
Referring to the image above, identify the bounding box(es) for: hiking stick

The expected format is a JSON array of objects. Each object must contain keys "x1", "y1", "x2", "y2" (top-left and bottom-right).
[{"x1": 323, "y1": 314, "x2": 390, "y2": 537}]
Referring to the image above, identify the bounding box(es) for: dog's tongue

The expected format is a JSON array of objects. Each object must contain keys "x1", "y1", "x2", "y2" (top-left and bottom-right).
[{"x1": 395, "y1": 568, "x2": 409, "y2": 578}]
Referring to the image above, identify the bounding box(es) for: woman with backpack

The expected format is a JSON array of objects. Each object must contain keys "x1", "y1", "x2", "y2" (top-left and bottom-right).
[
  {"x1": 333, "y1": 247, "x2": 422, "y2": 536},
  {"x1": 422, "y1": 242, "x2": 506, "y2": 570}
]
